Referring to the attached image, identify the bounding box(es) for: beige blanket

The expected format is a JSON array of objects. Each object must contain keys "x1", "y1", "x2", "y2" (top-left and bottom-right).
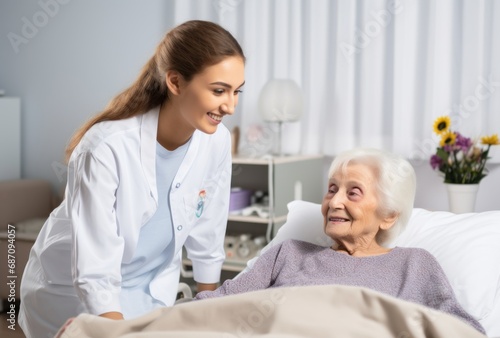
[{"x1": 57, "y1": 285, "x2": 486, "y2": 338}]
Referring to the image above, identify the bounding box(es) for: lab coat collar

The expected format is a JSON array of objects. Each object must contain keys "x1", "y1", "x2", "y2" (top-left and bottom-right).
[{"x1": 140, "y1": 106, "x2": 201, "y2": 204}]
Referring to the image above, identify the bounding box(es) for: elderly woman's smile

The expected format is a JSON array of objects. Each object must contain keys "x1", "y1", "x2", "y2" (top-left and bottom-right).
[{"x1": 327, "y1": 216, "x2": 351, "y2": 223}]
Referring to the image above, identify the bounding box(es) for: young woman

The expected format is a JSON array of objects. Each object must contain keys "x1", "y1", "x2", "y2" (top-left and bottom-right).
[{"x1": 19, "y1": 20, "x2": 245, "y2": 338}]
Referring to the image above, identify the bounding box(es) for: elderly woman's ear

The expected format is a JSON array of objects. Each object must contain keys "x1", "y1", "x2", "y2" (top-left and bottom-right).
[{"x1": 379, "y1": 213, "x2": 399, "y2": 230}]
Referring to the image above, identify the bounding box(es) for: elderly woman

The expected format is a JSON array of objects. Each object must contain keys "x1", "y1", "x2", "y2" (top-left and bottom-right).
[{"x1": 195, "y1": 148, "x2": 485, "y2": 335}]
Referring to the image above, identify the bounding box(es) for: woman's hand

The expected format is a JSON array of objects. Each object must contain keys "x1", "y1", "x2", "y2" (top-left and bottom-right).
[
  {"x1": 197, "y1": 282, "x2": 218, "y2": 292},
  {"x1": 55, "y1": 312, "x2": 123, "y2": 338},
  {"x1": 99, "y1": 311, "x2": 124, "y2": 320}
]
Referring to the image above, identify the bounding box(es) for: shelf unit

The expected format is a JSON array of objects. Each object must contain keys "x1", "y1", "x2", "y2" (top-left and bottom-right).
[
  {"x1": 230, "y1": 154, "x2": 324, "y2": 237},
  {"x1": 227, "y1": 214, "x2": 287, "y2": 224},
  {"x1": 181, "y1": 154, "x2": 325, "y2": 277}
]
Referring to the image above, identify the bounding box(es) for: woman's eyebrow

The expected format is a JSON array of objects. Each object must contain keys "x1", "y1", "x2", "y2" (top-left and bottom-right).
[{"x1": 210, "y1": 81, "x2": 245, "y2": 89}]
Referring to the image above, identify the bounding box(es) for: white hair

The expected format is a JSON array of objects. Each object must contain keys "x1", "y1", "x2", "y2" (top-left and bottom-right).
[{"x1": 328, "y1": 148, "x2": 416, "y2": 246}]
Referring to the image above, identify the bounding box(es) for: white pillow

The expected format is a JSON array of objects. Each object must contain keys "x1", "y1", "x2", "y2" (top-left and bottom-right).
[
  {"x1": 394, "y1": 208, "x2": 500, "y2": 338},
  {"x1": 245, "y1": 200, "x2": 500, "y2": 337}
]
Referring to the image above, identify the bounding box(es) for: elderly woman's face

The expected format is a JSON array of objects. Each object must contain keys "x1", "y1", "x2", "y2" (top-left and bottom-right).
[{"x1": 321, "y1": 163, "x2": 391, "y2": 243}]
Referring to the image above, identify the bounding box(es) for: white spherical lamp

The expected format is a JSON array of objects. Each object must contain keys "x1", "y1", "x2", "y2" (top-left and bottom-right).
[{"x1": 258, "y1": 79, "x2": 303, "y2": 155}]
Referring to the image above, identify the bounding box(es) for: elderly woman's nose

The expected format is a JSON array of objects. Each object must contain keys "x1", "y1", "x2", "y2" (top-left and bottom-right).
[{"x1": 328, "y1": 191, "x2": 345, "y2": 208}]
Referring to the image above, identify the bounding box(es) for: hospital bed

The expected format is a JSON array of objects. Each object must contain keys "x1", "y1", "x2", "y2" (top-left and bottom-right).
[{"x1": 58, "y1": 200, "x2": 500, "y2": 337}]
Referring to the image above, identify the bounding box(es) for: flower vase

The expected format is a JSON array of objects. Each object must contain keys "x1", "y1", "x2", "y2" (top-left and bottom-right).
[{"x1": 445, "y1": 183, "x2": 479, "y2": 213}]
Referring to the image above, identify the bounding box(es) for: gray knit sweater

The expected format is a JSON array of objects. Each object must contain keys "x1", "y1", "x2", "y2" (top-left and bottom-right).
[{"x1": 196, "y1": 239, "x2": 485, "y2": 334}]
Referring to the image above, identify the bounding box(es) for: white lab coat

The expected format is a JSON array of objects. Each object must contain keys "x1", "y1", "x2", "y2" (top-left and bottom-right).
[{"x1": 19, "y1": 107, "x2": 231, "y2": 336}]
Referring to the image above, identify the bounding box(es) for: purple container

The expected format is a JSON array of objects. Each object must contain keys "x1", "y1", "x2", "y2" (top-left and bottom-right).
[{"x1": 229, "y1": 188, "x2": 253, "y2": 211}]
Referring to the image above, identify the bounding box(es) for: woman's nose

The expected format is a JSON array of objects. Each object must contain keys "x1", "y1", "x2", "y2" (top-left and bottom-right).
[
  {"x1": 221, "y1": 103, "x2": 234, "y2": 115},
  {"x1": 221, "y1": 95, "x2": 236, "y2": 115},
  {"x1": 328, "y1": 191, "x2": 345, "y2": 209}
]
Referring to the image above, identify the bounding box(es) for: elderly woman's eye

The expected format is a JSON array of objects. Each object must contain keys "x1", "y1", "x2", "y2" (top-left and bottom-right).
[{"x1": 349, "y1": 188, "x2": 362, "y2": 196}]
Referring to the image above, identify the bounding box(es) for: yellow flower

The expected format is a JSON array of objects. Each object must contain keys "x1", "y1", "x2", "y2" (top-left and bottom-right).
[
  {"x1": 433, "y1": 116, "x2": 451, "y2": 135},
  {"x1": 481, "y1": 134, "x2": 500, "y2": 146},
  {"x1": 439, "y1": 131, "x2": 456, "y2": 147}
]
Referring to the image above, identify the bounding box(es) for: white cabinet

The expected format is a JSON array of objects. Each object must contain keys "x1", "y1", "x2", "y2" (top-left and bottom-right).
[
  {"x1": 0, "y1": 97, "x2": 21, "y2": 180},
  {"x1": 231, "y1": 154, "x2": 324, "y2": 219}
]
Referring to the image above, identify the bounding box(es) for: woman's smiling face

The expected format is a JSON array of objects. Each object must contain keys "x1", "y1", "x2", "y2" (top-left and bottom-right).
[
  {"x1": 175, "y1": 56, "x2": 245, "y2": 134},
  {"x1": 321, "y1": 163, "x2": 392, "y2": 246}
]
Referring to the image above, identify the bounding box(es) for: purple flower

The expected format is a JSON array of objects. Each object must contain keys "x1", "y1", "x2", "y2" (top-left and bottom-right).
[
  {"x1": 454, "y1": 132, "x2": 472, "y2": 152},
  {"x1": 430, "y1": 154, "x2": 442, "y2": 169}
]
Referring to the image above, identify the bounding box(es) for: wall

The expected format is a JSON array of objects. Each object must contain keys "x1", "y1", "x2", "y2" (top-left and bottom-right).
[
  {"x1": 1, "y1": 0, "x2": 498, "y2": 212},
  {"x1": 0, "y1": 0, "x2": 178, "y2": 190}
]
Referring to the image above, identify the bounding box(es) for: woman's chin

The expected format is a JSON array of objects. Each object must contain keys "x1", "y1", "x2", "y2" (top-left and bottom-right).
[
  {"x1": 324, "y1": 227, "x2": 342, "y2": 240},
  {"x1": 198, "y1": 124, "x2": 218, "y2": 134}
]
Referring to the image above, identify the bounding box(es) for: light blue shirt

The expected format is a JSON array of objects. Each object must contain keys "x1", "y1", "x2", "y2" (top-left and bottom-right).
[{"x1": 120, "y1": 139, "x2": 190, "y2": 318}]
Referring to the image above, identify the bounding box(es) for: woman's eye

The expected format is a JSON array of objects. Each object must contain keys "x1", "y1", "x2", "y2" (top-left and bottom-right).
[
  {"x1": 235, "y1": 89, "x2": 243, "y2": 95},
  {"x1": 348, "y1": 188, "x2": 362, "y2": 197},
  {"x1": 213, "y1": 89, "x2": 224, "y2": 95}
]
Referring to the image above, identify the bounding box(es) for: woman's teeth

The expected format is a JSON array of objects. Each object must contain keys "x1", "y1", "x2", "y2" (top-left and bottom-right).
[{"x1": 208, "y1": 113, "x2": 222, "y2": 121}]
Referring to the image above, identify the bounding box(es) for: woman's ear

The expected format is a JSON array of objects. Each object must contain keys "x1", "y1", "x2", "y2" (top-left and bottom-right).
[
  {"x1": 165, "y1": 70, "x2": 184, "y2": 96},
  {"x1": 379, "y1": 212, "x2": 398, "y2": 230}
]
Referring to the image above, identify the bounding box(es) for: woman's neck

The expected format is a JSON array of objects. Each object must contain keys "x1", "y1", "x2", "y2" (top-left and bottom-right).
[
  {"x1": 333, "y1": 240, "x2": 391, "y2": 257},
  {"x1": 157, "y1": 100, "x2": 194, "y2": 151}
]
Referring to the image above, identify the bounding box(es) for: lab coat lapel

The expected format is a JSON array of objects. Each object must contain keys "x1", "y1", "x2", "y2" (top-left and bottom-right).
[
  {"x1": 175, "y1": 130, "x2": 200, "y2": 183},
  {"x1": 140, "y1": 107, "x2": 160, "y2": 204}
]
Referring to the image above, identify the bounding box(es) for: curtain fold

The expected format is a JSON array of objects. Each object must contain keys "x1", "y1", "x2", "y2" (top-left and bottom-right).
[{"x1": 169, "y1": 0, "x2": 500, "y2": 161}]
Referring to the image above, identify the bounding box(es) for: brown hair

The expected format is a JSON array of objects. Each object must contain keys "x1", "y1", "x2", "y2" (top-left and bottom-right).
[{"x1": 65, "y1": 20, "x2": 245, "y2": 161}]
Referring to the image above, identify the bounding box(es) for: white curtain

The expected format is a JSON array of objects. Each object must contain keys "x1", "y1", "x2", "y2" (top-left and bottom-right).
[{"x1": 170, "y1": 0, "x2": 500, "y2": 162}]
